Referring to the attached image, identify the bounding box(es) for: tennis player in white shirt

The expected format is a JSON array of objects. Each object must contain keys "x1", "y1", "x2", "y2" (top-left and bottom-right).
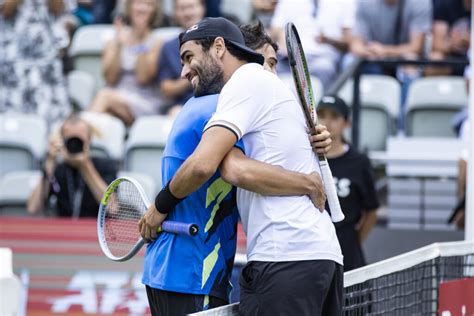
[{"x1": 140, "y1": 17, "x2": 343, "y2": 315}]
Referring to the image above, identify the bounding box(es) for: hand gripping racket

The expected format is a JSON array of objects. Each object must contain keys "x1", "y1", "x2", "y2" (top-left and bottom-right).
[
  {"x1": 97, "y1": 177, "x2": 199, "y2": 261},
  {"x1": 285, "y1": 22, "x2": 345, "y2": 223}
]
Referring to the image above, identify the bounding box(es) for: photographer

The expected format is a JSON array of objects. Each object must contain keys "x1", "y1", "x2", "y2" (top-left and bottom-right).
[{"x1": 27, "y1": 114, "x2": 117, "y2": 218}]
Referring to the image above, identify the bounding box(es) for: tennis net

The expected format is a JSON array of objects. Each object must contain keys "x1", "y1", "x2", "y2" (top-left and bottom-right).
[{"x1": 190, "y1": 241, "x2": 474, "y2": 315}]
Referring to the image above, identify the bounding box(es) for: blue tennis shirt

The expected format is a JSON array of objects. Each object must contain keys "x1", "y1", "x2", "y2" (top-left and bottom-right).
[{"x1": 142, "y1": 94, "x2": 241, "y2": 302}]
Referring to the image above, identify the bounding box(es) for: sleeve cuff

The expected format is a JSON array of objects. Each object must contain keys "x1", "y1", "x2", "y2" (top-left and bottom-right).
[{"x1": 204, "y1": 120, "x2": 242, "y2": 140}]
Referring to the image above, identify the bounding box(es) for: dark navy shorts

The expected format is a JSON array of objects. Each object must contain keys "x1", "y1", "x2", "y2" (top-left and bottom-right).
[
  {"x1": 145, "y1": 286, "x2": 227, "y2": 316},
  {"x1": 239, "y1": 260, "x2": 343, "y2": 316}
]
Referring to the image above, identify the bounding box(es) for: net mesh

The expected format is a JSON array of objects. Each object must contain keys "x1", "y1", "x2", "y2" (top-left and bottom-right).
[
  {"x1": 190, "y1": 241, "x2": 474, "y2": 316},
  {"x1": 104, "y1": 180, "x2": 146, "y2": 258},
  {"x1": 344, "y1": 254, "x2": 474, "y2": 315}
]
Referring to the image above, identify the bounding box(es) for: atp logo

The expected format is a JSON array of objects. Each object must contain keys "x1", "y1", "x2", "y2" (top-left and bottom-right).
[{"x1": 48, "y1": 271, "x2": 149, "y2": 315}]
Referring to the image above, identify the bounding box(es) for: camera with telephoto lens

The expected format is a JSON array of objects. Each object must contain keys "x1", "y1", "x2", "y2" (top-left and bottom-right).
[{"x1": 64, "y1": 137, "x2": 84, "y2": 154}]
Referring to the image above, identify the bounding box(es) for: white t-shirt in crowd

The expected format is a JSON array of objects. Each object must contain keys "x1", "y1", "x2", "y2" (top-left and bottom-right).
[
  {"x1": 271, "y1": 0, "x2": 355, "y2": 57},
  {"x1": 205, "y1": 63, "x2": 343, "y2": 264}
]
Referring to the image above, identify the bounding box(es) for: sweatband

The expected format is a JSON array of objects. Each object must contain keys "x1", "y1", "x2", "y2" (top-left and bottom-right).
[{"x1": 154, "y1": 181, "x2": 184, "y2": 214}]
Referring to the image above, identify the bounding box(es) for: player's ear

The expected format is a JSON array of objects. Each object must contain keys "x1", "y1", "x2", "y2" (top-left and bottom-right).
[{"x1": 213, "y1": 37, "x2": 226, "y2": 59}]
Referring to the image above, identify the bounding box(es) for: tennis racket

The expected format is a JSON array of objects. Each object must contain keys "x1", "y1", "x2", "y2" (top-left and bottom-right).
[
  {"x1": 285, "y1": 22, "x2": 345, "y2": 223},
  {"x1": 97, "y1": 177, "x2": 199, "y2": 262}
]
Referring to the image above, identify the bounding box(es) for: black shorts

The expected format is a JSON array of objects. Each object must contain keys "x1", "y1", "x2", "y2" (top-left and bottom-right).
[
  {"x1": 239, "y1": 260, "x2": 343, "y2": 316},
  {"x1": 145, "y1": 286, "x2": 228, "y2": 316}
]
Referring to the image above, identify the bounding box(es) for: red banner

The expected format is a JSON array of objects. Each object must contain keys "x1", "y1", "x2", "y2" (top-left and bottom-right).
[
  {"x1": 438, "y1": 278, "x2": 474, "y2": 316},
  {"x1": 1, "y1": 216, "x2": 247, "y2": 315}
]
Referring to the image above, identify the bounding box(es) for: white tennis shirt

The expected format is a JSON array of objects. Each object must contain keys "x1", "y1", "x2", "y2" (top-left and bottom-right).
[{"x1": 205, "y1": 63, "x2": 343, "y2": 264}]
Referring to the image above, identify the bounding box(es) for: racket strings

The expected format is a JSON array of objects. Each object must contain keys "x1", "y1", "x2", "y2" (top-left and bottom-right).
[
  {"x1": 104, "y1": 181, "x2": 145, "y2": 257},
  {"x1": 291, "y1": 34, "x2": 316, "y2": 123}
]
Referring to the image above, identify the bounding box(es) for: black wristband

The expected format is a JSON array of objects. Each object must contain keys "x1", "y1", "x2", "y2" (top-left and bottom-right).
[{"x1": 154, "y1": 181, "x2": 184, "y2": 214}]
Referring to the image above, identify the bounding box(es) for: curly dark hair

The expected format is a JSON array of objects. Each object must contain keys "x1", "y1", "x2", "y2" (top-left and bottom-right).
[{"x1": 239, "y1": 20, "x2": 278, "y2": 53}]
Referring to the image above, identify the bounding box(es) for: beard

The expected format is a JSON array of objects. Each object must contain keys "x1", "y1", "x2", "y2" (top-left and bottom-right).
[{"x1": 192, "y1": 56, "x2": 225, "y2": 97}]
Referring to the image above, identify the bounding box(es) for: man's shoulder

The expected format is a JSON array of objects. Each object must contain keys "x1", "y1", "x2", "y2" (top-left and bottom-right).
[
  {"x1": 160, "y1": 36, "x2": 180, "y2": 60},
  {"x1": 182, "y1": 95, "x2": 219, "y2": 113},
  {"x1": 176, "y1": 95, "x2": 219, "y2": 125},
  {"x1": 226, "y1": 64, "x2": 279, "y2": 91},
  {"x1": 162, "y1": 36, "x2": 180, "y2": 50},
  {"x1": 222, "y1": 64, "x2": 293, "y2": 111},
  {"x1": 235, "y1": 63, "x2": 267, "y2": 78},
  {"x1": 344, "y1": 145, "x2": 367, "y2": 159},
  {"x1": 346, "y1": 147, "x2": 374, "y2": 171},
  {"x1": 332, "y1": 146, "x2": 367, "y2": 163}
]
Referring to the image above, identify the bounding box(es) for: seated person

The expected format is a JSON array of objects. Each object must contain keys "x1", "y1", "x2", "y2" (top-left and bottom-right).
[
  {"x1": 92, "y1": 0, "x2": 117, "y2": 24},
  {"x1": 349, "y1": 0, "x2": 432, "y2": 61},
  {"x1": 348, "y1": 0, "x2": 432, "y2": 130},
  {"x1": 270, "y1": 0, "x2": 355, "y2": 90},
  {"x1": 89, "y1": 0, "x2": 164, "y2": 126},
  {"x1": 426, "y1": 0, "x2": 471, "y2": 76},
  {"x1": 0, "y1": 0, "x2": 71, "y2": 126},
  {"x1": 156, "y1": 0, "x2": 205, "y2": 116},
  {"x1": 27, "y1": 114, "x2": 118, "y2": 217},
  {"x1": 251, "y1": 0, "x2": 277, "y2": 28}
]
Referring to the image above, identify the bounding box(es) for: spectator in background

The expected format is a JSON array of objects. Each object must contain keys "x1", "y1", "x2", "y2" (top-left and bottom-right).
[
  {"x1": 349, "y1": 0, "x2": 432, "y2": 131},
  {"x1": 270, "y1": 0, "x2": 355, "y2": 90},
  {"x1": 157, "y1": 0, "x2": 205, "y2": 116},
  {"x1": 48, "y1": 0, "x2": 78, "y2": 36},
  {"x1": 204, "y1": 0, "x2": 220, "y2": 17},
  {"x1": 251, "y1": 0, "x2": 277, "y2": 29},
  {"x1": 314, "y1": 96, "x2": 379, "y2": 272},
  {"x1": 27, "y1": 114, "x2": 117, "y2": 218},
  {"x1": 0, "y1": 0, "x2": 71, "y2": 126},
  {"x1": 451, "y1": 58, "x2": 470, "y2": 136},
  {"x1": 450, "y1": 64, "x2": 470, "y2": 229},
  {"x1": 451, "y1": 117, "x2": 469, "y2": 229},
  {"x1": 88, "y1": 0, "x2": 164, "y2": 126},
  {"x1": 350, "y1": 0, "x2": 432, "y2": 61},
  {"x1": 72, "y1": 0, "x2": 94, "y2": 27},
  {"x1": 426, "y1": 0, "x2": 471, "y2": 76},
  {"x1": 92, "y1": 0, "x2": 117, "y2": 24}
]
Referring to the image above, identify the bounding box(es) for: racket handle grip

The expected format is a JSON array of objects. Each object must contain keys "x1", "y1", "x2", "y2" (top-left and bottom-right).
[
  {"x1": 320, "y1": 161, "x2": 345, "y2": 223},
  {"x1": 159, "y1": 221, "x2": 199, "y2": 237}
]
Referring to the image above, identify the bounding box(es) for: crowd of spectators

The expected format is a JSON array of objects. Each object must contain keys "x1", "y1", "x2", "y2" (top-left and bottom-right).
[
  {"x1": 1, "y1": 0, "x2": 470, "y2": 127},
  {"x1": 0, "y1": 0, "x2": 471, "y2": 266},
  {"x1": 88, "y1": 0, "x2": 164, "y2": 126}
]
